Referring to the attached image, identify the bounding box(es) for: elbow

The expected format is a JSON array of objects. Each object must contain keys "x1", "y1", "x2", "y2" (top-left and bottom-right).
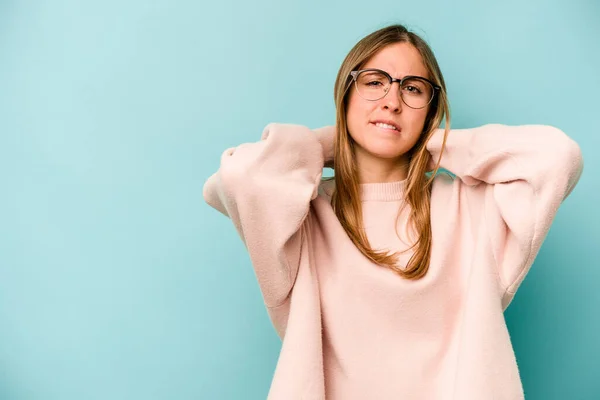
[
  {"x1": 543, "y1": 126, "x2": 584, "y2": 199},
  {"x1": 563, "y1": 138, "x2": 584, "y2": 199},
  {"x1": 203, "y1": 172, "x2": 230, "y2": 217},
  {"x1": 566, "y1": 137, "x2": 584, "y2": 174},
  {"x1": 202, "y1": 172, "x2": 219, "y2": 208},
  {"x1": 547, "y1": 126, "x2": 583, "y2": 175},
  {"x1": 202, "y1": 172, "x2": 217, "y2": 206}
]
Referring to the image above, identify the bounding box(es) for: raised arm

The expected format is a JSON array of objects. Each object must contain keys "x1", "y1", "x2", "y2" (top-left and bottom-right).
[
  {"x1": 427, "y1": 124, "x2": 584, "y2": 302},
  {"x1": 203, "y1": 123, "x2": 335, "y2": 307}
]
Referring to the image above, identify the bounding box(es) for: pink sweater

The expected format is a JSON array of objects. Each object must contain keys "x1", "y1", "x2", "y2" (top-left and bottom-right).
[{"x1": 203, "y1": 123, "x2": 583, "y2": 399}]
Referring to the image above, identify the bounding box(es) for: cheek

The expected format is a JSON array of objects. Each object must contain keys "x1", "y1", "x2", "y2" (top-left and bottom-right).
[
  {"x1": 347, "y1": 93, "x2": 363, "y2": 118},
  {"x1": 405, "y1": 108, "x2": 429, "y2": 129},
  {"x1": 346, "y1": 95, "x2": 365, "y2": 132},
  {"x1": 347, "y1": 95, "x2": 377, "y2": 129}
]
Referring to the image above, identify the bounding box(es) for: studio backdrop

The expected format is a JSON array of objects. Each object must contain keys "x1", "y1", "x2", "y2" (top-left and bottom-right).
[{"x1": 0, "y1": 0, "x2": 598, "y2": 399}]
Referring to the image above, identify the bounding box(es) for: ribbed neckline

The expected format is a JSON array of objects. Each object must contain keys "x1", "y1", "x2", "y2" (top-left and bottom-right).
[{"x1": 359, "y1": 179, "x2": 407, "y2": 201}]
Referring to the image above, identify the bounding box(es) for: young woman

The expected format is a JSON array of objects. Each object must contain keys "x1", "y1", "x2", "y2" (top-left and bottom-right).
[{"x1": 203, "y1": 24, "x2": 583, "y2": 400}]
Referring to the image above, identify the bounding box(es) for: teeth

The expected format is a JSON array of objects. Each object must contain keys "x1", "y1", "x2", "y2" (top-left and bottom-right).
[{"x1": 375, "y1": 122, "x2": 397, "y2": 130}]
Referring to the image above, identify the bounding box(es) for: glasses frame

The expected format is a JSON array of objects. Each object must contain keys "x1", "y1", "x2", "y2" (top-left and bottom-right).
[{"x1": 349, "y1": 68, "x2": 441, "y2": 109}]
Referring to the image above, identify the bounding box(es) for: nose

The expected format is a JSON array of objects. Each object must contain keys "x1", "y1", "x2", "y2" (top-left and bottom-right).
[{"x1": 382, "y1": 81, "x2": 403, "y2": 112}]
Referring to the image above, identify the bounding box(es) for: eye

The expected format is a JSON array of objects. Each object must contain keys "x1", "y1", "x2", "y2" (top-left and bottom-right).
[
  {"x1": 403, "y1": 85, "x2": 422, "y2": 94},
  {"x1": 357, "y1": 71, "x2": 388, "y2": 88}
]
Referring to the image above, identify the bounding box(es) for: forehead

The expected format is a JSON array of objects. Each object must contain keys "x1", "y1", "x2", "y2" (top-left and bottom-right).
[{"x1": 362, "y1": 42, "x2": 429, "y2": 79}]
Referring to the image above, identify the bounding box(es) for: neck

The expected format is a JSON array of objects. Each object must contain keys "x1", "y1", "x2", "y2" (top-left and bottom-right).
[{"x1": 355, "y1": 150, "x2": 410, "y2": 184}]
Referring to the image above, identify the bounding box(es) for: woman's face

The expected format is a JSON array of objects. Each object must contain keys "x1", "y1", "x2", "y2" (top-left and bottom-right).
[{"x1": 346, "y1": 42, "x2": 431, "y2": 163}]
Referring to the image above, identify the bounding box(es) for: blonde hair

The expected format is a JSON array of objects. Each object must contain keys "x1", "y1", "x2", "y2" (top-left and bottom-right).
[{"x1": 330, "y1": 24, "x2": 451, "y2": 280}]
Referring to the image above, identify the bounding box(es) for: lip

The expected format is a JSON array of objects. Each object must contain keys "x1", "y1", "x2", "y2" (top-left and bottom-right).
[{"x1": 370, "y1": 120, "x2": 401, "y2": 132}]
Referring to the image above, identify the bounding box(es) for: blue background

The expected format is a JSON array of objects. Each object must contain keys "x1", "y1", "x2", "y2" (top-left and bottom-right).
[{"x1": 1, "y1": 0, "x2": 598, "y2": 398}]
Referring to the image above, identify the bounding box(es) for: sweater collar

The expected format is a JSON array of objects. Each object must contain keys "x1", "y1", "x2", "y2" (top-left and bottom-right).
[{"x1": 359, "y1": 179, "x2": 407, "y2": 201}]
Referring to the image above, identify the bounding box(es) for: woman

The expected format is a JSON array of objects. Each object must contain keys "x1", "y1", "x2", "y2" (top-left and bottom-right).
[{"x1": 203, "y1": 24, "x2": 583, "y2": 400}]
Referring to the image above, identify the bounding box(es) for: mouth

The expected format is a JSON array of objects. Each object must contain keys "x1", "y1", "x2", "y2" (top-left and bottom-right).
[{"x1": 370, "y1": 121, "x2": 402, "y2": 133}]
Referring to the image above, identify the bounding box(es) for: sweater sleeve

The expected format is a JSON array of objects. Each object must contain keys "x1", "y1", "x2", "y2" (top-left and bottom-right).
[
  {"x1": 427, "y1": 124, "x2": 584, "y2": 298},
  {"x1": 202, "y1": 123, "x2": 335, "y2": 308}
]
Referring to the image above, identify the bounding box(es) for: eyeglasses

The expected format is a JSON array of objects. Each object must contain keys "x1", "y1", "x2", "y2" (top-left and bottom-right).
[{"x1": 349, "y1": 68, "x2": 441, "y2": 109}]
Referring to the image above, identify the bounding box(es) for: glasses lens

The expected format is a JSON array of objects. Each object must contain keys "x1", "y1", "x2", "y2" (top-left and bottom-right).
[
  {"x1": 355, "y1": 70, "x2": 390, "y2": 101},
  {"x1": 400, "y1": 77, "x2": 434, "y2": 109}
]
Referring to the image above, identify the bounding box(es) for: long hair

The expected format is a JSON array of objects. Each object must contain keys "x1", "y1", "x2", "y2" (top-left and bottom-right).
[{"x1": 330, "y1": 24, "x2": 451, "y2": 280}]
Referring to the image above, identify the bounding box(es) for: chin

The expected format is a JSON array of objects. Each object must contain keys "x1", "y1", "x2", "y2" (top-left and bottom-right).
[{"x1": 365, "y1": 147, "x2": 408, "y2": 160}]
